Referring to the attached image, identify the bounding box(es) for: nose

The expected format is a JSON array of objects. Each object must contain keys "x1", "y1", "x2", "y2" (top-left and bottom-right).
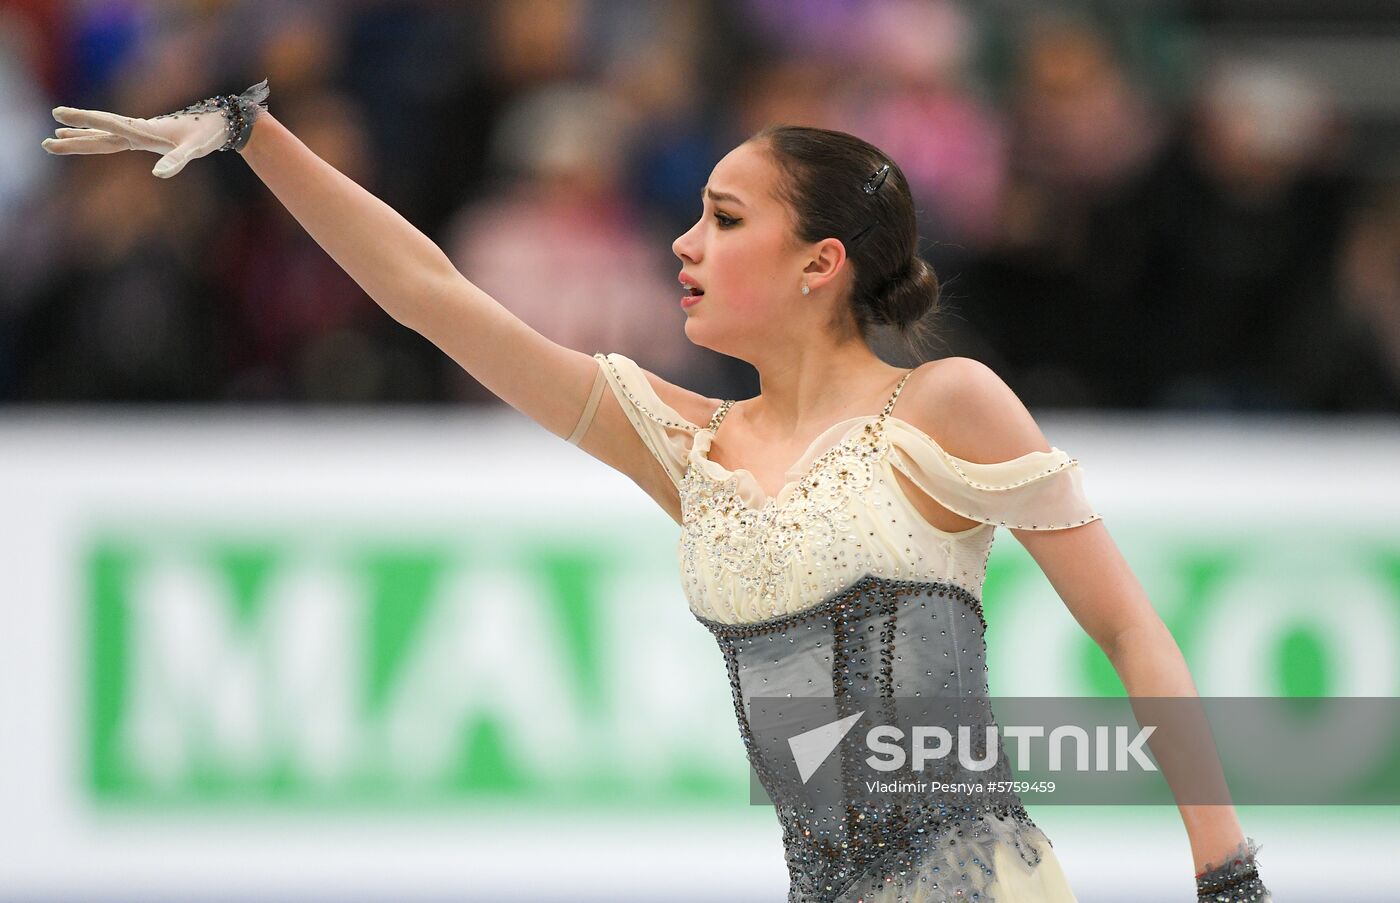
[{"x1": 672, "y1": 218, "x2": 701, "y2": 263}]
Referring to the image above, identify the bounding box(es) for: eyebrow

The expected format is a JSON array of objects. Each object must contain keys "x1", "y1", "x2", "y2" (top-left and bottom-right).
[{"x1": 702, "y1": 186, "x2": 747, "y2": 208}]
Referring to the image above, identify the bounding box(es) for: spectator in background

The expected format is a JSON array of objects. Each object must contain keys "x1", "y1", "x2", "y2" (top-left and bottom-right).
[
  {"x1": 443, "y1": 82, "x2": 711, "y2": 401},
  {"x1": 0, "y1": 8, "x2": 58, "y2": 397},
  {"x1": 1107, "y1": 58, "x2": 1357, "y2": 409},
  {"x1": 599, "y1": 0, "x2": 733, "y2": 238},
  {"x1": 338, "y1": 1, "x2": 489, "y2": 236},
  {"x1": 1329, "y1": 185, "x2": 1400, "y2": 410},
  {"x1": 5, "y1": 0, "x2": 1392, "y2": 413},
  {"x1": 595, "y1": 0, "x2": 759, "y2": 399},
  {"x1": 212, "y1": 89, "x2": 441, "y2": 402},
  {"x1": 0, "y1": 8, "x2": 52, "y2": 231},
  {"x1": 2, "y1": 13, "x2": 231, "y2": 402},
  {"x1": 736, "y1": 0, "x2": 871, "y2": 59},
  {"x1": 952, "y1": 13, "x2": 1166, "y2": 406},
  {"x1": 836, "y1": 0, "x2": 1008, "y2": 256},
  {"x1": 5, "y1": 146, "x2": 227, "y2": 401}
]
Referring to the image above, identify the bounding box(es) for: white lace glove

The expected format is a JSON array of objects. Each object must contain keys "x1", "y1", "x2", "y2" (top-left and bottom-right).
[{"x1": 41, "y1": 79, "x2": 270, "y2": 179}]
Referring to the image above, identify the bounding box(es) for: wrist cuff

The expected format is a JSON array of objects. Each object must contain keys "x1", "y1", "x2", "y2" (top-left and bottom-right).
[
  {"x1": 217, "y1": 78, "x2": 270, "y2": 152},
  {"x1": 1195, "y1": 836, "x2": 1268, "y2": 902}
]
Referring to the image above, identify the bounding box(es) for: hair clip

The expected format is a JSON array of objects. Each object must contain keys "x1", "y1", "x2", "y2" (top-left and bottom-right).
[
  {"x1": 862, "y1": 162, "x2": 891, "y2": 194},
  {"x1": 846, "y1": 220, "x2": 877, "y2": 252}
]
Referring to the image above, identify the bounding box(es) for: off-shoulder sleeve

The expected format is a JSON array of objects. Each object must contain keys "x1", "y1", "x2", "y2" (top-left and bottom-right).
[
  {"x1": 566, "y1": 352, "x2": 702, "y2": 489},
  {"x1": 884, "y1": 418, "x2": 1102, "y2": 531}
]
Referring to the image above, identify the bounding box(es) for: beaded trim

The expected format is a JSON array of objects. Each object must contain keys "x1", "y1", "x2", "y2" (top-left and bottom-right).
[
  {"x1": 692, "y1": 368, "x2": 1098, "y2": 530},
  {"x1": 694, "y1": 416, "x2": 881, "y2": 509},
  {"x1": 941, "y1": 452, "x2": 1080, "y2": 490},
  {"x1": 598, "y1": 351, "x2": 1101, "y2": 531},
  {"x1": 706, "y1": 398, "x2": 734, "y2": 432},
  {"x1": 885, "y1": 451, "x2": 1101, "y2": 531},
  {"x1": 151, "y1": 78, "x2": 270, "y2": 153},
  {"x1": 692, "y1": 572, "x2": 987, "y2": 638},
  {"x1": 678, "y1": 417, "x2": 886, "y2": 621},
  {"x1": 696, "y1": 369, "x2": 912, "y2": 495},
  {"x1": 687, "y1": 415, "x2": 1101, "y2": 531},
  {"x1": 596, "y1": 353, "x2": 700, "y2": 433},
  {"x1": 699, "y1": 570, "x2": 1049, "y2": 901},
  {"x1": 814, "y1": 800, "x2": 1040, "y2": 902},
  {"x1": 1195, "y1": 837, "x2": 1269, "y2": 902},
  {"x1": 706, "y1": 368, "x2": 913, "y2": 439},
  {"x1": 883, "y1": 415, "x2": 1087, "y2": 491}
]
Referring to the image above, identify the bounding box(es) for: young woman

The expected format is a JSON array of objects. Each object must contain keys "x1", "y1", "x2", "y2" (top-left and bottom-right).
[{"x1": 42, "y1": 81, "x2": 1269, "y2": 903}]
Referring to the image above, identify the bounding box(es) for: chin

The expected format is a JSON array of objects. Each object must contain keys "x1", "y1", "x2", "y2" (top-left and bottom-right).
[{"x1": 682, "y1": 320, "x2": 728, "y2": 354}]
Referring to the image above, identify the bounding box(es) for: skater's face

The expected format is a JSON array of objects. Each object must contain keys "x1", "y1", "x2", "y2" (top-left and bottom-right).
[{"x1": 673, "y1": 141, "x2": 849, "y2": 356}]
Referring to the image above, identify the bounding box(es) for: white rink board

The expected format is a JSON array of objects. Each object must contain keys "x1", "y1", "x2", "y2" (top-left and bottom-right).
[{"x1": 0, "y1": 409, "x2": 1397, "y2": 901}]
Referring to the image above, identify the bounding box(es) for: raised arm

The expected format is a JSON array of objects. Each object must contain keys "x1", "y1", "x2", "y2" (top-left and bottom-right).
[
  {"x1": 41, "y1": 81, "x2": 712, "y2": 514},
  {"x1": 232, "y1": 110, "x2": 590, "y2": 433},
  {"x1": 234, "y1": 110, "x2": 717, "y2": 516}
]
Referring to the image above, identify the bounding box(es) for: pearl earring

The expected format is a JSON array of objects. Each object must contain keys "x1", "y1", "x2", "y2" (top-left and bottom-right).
[{"x1": 801, "y1": 283, "x2": 810, "y2": 296}]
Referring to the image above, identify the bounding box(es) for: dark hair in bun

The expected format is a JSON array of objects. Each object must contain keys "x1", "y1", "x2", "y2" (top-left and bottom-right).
[{"x1": 749, "y1": 124, "x2": 943, "y2": 359}]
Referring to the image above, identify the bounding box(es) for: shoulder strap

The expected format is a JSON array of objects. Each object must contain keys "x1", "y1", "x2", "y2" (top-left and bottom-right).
[
  {"x1": 707, "y1": 399, "x2": 736, "y2": 434},
  {"x1": 708, "y1": 370, "x2": 912, "y2": 437},
  {"x1": 880, "y1": 369, "x2": 915, "y2": 421}
]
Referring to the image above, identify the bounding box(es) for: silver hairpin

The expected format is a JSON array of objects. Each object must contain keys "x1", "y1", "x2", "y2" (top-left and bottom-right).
[{"x1": 862, "y1": 162, "x2": 891, "y2": 194}]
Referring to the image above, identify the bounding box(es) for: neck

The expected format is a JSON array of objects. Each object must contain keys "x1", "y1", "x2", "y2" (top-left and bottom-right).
[{"x1": 744, "y1": 342, "x2": 905, "y2": 439}]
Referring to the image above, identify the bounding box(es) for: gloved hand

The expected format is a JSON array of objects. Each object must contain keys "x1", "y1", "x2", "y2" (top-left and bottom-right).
[{"x1": 41, "y1": 79, "x2": 269, "y2": 179}]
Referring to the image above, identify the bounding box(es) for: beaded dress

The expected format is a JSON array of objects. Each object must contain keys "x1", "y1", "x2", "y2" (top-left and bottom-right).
[{"x1": 569, "y1": 353, "x2": 1102, "y2": 903}]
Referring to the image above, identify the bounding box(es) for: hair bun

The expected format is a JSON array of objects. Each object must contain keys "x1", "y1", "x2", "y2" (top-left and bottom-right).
[
  {"x1": 750, "y1": 124, "x2": 944, "y2": 358},
  {"x1": 875, "y1": 255, "x2": 939, "y2": 331}
]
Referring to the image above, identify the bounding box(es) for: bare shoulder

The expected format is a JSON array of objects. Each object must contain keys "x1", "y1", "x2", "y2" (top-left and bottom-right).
[
  {"x1": 635, "y1": 365, "x2": 725, "y2": 428},
  {"x1": 899, "y1": 356, "x2": 1054, "y2": 463}
]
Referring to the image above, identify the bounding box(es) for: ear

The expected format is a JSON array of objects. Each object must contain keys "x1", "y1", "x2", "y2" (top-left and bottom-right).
[{"x1": 802, "y1": 237, "x2": 849, "y2": 293}]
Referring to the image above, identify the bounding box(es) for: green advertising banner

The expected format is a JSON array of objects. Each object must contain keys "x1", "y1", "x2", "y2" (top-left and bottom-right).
[
  {"x1": 1, "y1": 416, "x2": 1394, "y2": 899},
  {"x1": 86, "y1": 523, "x2": 1400, "y2": 808}
]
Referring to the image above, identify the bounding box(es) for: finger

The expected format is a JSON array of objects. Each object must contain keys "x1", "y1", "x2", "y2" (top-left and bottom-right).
[
  {"x1": 41, "y1": 134, "x2": 129, "y2": 155},
  {"x1": 51, "y1": 106, "x2": 137, "y2": 133},
  {"x1": 55, "y1": 127, "x2": 111, "y2": 139},
  {"x1": 43, "y1": 124, "x2": 128, "y2": 152},
  {"x1": 152, "y1": 147, "x2": 193, "y2": 179}
]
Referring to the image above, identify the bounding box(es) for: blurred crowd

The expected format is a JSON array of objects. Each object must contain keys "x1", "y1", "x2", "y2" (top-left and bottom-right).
[{"x1": 1, "y1": 0, "x2": 1397, "y2": 411}]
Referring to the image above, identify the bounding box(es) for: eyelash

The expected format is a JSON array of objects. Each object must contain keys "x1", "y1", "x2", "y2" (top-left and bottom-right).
[{"x1": 714, "y1": 212, "x2": 738, "y2": 228}]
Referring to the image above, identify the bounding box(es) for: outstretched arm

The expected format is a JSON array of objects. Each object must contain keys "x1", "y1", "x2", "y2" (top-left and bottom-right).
[
  {"x1": 234, "y1": 110, "x2": 599, "y2": 433},
  {"x1": 236, "y1": 109, "x2": 461, "y2": 329},
  {"x1": 41, "y1": 82, "x2": 713, "y2": 517},
  {"x1": 44, "y1": 86, "x2": 593, "y2": 439}
]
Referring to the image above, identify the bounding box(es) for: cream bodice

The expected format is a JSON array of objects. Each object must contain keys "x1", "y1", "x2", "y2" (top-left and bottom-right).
[
  {"x1": 569, "y1": 352, "x2": 1096, "y2": 901},
  {"x1": 569, "y1": 353, "x2": 1101, "y2": 624}
]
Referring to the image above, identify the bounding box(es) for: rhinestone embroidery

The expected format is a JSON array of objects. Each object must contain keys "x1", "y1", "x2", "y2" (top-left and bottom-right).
[
  {"x1": 589, "y1": 352, "x2": 1107, "y2": 899},
  {"x1": 665, "y1": 362, "x2": 1100, "y2": 624},
  {"x1": 886, "y1": 447, "x2": 1100, "y2": 531},
  {"x1": 150, "y1": 79, "x2": 270, "y2": 152},
  {"x1": 695, "y1": 573, "x2": 1051, "y2": 902},
  {"x1": 1195, "y1": 837, "x2": 1270, "y2": 902},
  {"x1": 680, "y1": 370, "x2": 912, "y2": 621},
  {"x1": 596, "y1": 352, "x2": 701, "y2": 434}
]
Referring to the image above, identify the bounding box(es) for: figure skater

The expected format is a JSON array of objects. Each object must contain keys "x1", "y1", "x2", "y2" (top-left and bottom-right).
[{"x1": 42, "y1": 81, "x2": 1269, "y2": 903}]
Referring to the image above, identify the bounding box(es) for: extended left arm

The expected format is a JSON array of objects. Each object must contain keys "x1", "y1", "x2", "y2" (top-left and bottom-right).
[
  {"x1": 1013, "y1": 521, "x2": 1249, "y2": 873},
  {"x1": 922, "y1": 359, "x2": 1266, "y2": 898}
]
